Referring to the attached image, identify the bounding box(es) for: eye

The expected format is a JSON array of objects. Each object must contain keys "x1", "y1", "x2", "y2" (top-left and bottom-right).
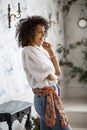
[
  {"x1": 37, "y1": 30, "x2": 47, "y2": 36},
  {"x1": 39, "y1": 31, "x2": 42, "y2": 34}
]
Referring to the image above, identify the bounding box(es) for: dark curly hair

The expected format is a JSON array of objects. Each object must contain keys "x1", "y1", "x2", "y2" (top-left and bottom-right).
[{"x1": 15, "y1": 16, "x2": 49, "y2": 47}]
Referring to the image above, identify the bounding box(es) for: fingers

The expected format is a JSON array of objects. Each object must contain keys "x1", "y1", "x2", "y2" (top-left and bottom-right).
[
  {"x1": 43, "y1": 42, "x2": 48, "y2": 46},
  {"x1": 43, "y1": 42, "x2": 51, "y2": 47}
]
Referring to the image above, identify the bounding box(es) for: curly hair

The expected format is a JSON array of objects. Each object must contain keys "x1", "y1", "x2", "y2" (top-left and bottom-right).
[{"x1": 15, "y1": 16, "x2": 49, "y2": 47}]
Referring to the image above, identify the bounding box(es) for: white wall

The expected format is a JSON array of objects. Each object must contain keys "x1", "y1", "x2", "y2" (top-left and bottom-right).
[
  {"x1": 0, "y1": 0, "x2": 64, "y2": 104},
  {"x1": 64, "y1": 0, "x2": 87, "y2": 98},
  {"x1": 0, "y1": 0, "x2": 65, "y2": 129}
]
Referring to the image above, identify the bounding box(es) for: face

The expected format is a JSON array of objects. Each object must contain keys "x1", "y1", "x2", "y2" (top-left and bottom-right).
[{"x1": 33, "y1": 25, "x2": 46, "y2": 46}]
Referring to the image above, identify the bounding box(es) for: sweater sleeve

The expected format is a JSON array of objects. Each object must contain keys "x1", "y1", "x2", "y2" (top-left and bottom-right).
[{"x1": 22, "y1": 48, "x2": 55, "y2": 81}]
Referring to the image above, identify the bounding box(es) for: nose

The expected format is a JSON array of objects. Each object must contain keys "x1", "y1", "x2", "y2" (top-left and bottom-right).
[{"x1": 42, "y1": 32, "x2": 45, "y2": 36}]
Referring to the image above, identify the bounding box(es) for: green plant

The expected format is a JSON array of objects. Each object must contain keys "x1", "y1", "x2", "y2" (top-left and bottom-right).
[
  {"x1": 62, "y1": 0, "x2": 87, "y2": 14},
  {"x1": 57, "y1": 39, "x2": 87, "y2": 84},
  {"x1": 62, "y1": 0, "x2": 78, "y2": 14},
  {"x1": 31, "y1": 116, "x2": 40, "y2": 130}
]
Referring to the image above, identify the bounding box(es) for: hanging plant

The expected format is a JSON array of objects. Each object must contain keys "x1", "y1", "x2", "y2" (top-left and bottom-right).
[
  {"x1": 57, "y1": 39, "x2": 87, "y2": 84},
  {"x1": 62, "y1": 0, "x2": 87, "y2": 14},
  {"x1": 62, "y1": 0, "x2": 78, "y2": 14}
]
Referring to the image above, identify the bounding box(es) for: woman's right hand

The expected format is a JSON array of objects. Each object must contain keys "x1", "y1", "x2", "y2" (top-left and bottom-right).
[
  {"x1": 43, "y1": 42, "x2": 61, "y2": 76},
  {"x1": 42, "y1": 42, "x2": 52, "y2": 53}
]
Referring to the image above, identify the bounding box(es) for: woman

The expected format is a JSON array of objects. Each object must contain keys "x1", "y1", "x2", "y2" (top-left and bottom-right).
[{"x1": 16, "y1": 16, "x2": 72, "y2": 130}]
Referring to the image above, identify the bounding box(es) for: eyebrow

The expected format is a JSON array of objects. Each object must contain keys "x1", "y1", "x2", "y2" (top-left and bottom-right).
[{"x1": 37, "y1": 29, "x2": 45, "y2": 31}]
